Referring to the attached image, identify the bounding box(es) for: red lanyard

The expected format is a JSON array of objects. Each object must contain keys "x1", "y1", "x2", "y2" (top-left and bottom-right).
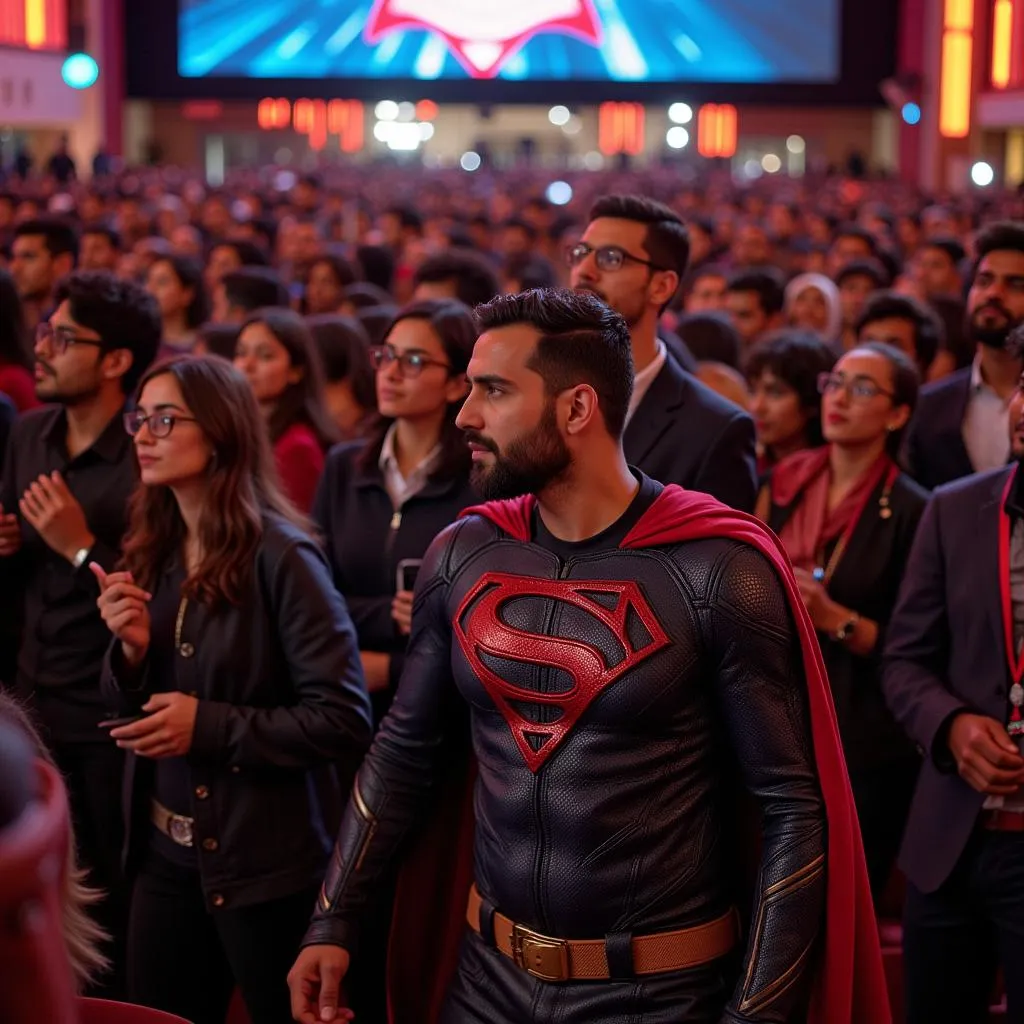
[{"x1": 998, "y1": 465, "x2": 1024, "y2": 733}]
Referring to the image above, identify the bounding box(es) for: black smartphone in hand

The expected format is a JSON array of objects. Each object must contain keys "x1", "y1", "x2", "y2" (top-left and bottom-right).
[{"x1": 98, "y1": 714, "x2": 146, "y2": 730}]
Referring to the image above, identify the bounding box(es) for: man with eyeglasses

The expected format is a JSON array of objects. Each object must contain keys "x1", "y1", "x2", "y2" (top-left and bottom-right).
[
  {"x1": 0, "y1": 270, "x2": 161, "y2": 997},
  {"x1": 568, "y1": 195, "x2": 756, "y2": 512}
]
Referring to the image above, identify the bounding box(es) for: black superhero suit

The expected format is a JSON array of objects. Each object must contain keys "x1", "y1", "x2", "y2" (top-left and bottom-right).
[{"x1": 304, "y1": 473, "x2": 890, "y2": 1024}]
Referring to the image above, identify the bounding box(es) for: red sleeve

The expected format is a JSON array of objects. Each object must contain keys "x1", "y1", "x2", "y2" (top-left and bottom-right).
[
  {"x1": 0, "y1": 365, "x2": 41, "y2": 413},
  {"x1": 274, "y1": 425, "x2": 326, "y2": 514}
]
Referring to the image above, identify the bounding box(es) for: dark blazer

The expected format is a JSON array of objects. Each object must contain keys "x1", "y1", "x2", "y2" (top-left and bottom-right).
[
  {"x1": 312, "y1": 440, "x2": 478, "y2": 709},
  {"x1": 624, "y1": 352, "x2": 757, "y2": 512},
  {"x1": 883, "y1": 467, "x2": 1014, "y2": 893},
  {"x1": 101, "y1": 513, "x2": 373, "y2": 910},
  {"x1": 904, "y1": 368, "x2": 975, "y2": 490},
  {"x1": 766, "y1": 471, "x2": 929, "y2": 774}
]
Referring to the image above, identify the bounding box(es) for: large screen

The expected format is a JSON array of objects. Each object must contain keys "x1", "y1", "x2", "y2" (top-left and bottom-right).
[{"x1": 178, "y1": 0, "x2": 840, "y2": 84}]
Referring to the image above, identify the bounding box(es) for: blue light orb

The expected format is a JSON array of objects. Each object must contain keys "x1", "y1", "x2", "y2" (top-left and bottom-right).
[
  {"x1": 901, "y1": 102, "x2": 921, "y2": 126},
  {"x1": 62, "y1": 53, "x2": 99, "y2": 90}
]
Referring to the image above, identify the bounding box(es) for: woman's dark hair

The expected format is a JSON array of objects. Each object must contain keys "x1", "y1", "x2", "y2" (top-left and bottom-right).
[
  {"x1": 0, "y1": 268, "x2": 29, "y2": 369},
  {"x1": 195, "y1": 321, "x2": 240, "y2": 360},
  {"x1": 238, "y1": 307, "x2": 339, "y2": 451},
  {"x1": 121, "y1": 355, "x2": 310, "y2": 605},
  {"x1": 152, "y1": 255, "x2": 209, "y2": 330},
  {"x1": 343, "y1": 281, "x2": 393, "y2": 310},
  {"x1": 357, "y1": 299, "x2": 476, "y2": 483},
  {"x1": 305, "y1": 313, "x2": 377, "y2": 413},
  {"x1": 678, "y1": 312, "x2": 742, "y2": 369},
  {"x1": 845, "y1": 341, "x2": 920, "y2": 456},
  {"x1": 356, "y1": 303, "x2": 400, "y2": 347},
  {"x1": 744, "y1": 330, "x2": 838, "y2": 449},
  {"x1": 306, "y1": 252, "x2": 359, "y2": 295}
]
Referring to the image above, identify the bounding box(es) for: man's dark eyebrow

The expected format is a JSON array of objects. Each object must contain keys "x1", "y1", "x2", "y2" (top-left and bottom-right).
[{"x1": 468, "y1": 373, "x2": 515, "y2": 388}]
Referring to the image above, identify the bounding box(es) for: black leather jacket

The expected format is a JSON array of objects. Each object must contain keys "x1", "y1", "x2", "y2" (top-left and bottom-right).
[
  {"x1": 101, "y1": 514, "x2": 373, "y2": 910},
  {"x1": 305, "y1": 504, "x2": 826, "y2": 1022}
]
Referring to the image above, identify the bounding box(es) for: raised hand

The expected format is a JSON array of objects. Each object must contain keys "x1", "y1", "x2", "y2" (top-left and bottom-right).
[{"x1": 91, "y1": 563, "x2": 152, "y2": 667}]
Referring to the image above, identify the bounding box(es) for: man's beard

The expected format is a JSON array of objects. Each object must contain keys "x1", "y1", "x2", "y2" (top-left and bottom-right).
[
  {"x1": 34, "y1": 363, "x2": 102, "y2": 406},
  {"x1": 467, "y1": 404, "x2": 572, "y2": 502},
  {"x1": 967, "y1": 300, "x2": 1024, "y2": 350}
]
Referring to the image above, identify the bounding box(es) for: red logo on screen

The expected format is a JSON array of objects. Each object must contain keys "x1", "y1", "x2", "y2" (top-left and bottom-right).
[{"x1": 365, "y1": 0, "x2": 603, "y2": 79}]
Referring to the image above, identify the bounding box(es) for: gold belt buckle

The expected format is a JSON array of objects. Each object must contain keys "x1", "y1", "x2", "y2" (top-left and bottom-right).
[{"x1": 511, "y1": 923, "x2": 569, "y2": 982}]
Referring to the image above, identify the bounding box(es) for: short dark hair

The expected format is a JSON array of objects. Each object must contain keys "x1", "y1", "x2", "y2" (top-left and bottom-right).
[
  {"x1": 414, "y1": 248, "x2": 500, "y2": 308},
  {"x1": 921, "y1": 236, "x2": 966, "y2": 267},
  {"x1": 832, "y1": 223, "x2": 878, "y2": 258},
  {"x1": 209, "y1": 238, "x2": 268, "y2": 267},
  {"x1": 53, "y1": 271, "x2": 161, "y2": 394},
  {"x1": 305, "y1": 313, "x2": 377, "y2": 413},
  {"x1": 856, "y1": 291, "x2": 943, "y2": 372},
  {"x1": 678, "y1": 312, "x2": 742, "y2": 369},
  {"x1": 355, "y1": 304, "x2": 399, "y2": 347},
  {"x1": 503, "y1": 254, "x2": 559, "y2": 292},
  {"x1": 152, "y1": 255, "x2": 209, "y2": 330},
  {"x1": 974, "y1": 220, "x2": 1024, "y2": 264},
  {"x1": 501, "y1": 217, "x2": 538, "y2": 242},
  {"x1": 195, "y1": 321, "x2": 240, "y2": 360},
  {"x1": 835, "y1": 258, "x2": 890, "y2": 290},
  {"x1": 588, "y1": 194, "x2": 690, "y2": 280},
  {"x1": 383, "y1": 205, "x2": 423, "y2": 234},
  {"x1": 726, "y1": 268, "x2": 786, "y2": 316},
  {"x1": 81, "y1": 223, "x2": 122, "y2": 251},
  {"x1": 239, "y1": 307, "x2": 338, "y2": 450},
  {"x1": 474, "y1": 288, "x2": 634, "y2": 439},
  {"x1": 14, "y1": 217, "x2": 79, "y2": 264},
  {"x1": 846, "y1": 341, "x2": 920, "y2": 455},
  {"x1": 222, "y1": 267, "x2": 288, "y2": 315},
  {"x1": 343, "y1": 281, "x2": 393, "y2": 310},
  {"x1": 355, "y1": 244, "x2": 395, "y2": 293},
  {"x1": 358, "y1": 299, "x2": 476, "y2": 482},
  {"x1": 743, "y1": 331, "x2": 837, "y2": 448}
]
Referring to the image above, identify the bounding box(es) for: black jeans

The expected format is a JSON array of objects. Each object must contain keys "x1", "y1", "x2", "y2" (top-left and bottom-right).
[
  {"x1": 904, "y1": 829, "x2": 1024, "y2": 1024},
  {"x1": 53, "y1": 740, "x2": 129, "y2": 998},
  {"x1": 127, "y1": 848, "x2": 318, "y2": 1024}
]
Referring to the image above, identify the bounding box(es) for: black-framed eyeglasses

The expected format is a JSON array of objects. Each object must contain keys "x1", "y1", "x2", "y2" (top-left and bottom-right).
[
  {"x1": 370, "y1": 344, "x2": 452, "y2": 378},
  {"x1": 123, "y1": 411, "x2": 199, "y2": 439},
  {"x1": 817, "y1": 372, "x2": 895, "y2": 401},
  {"x1": 565, "y1": 242, "x2": 667, "y2": 273},
  {"x1": 36, "y1": 322, "x2": 105, "y2": 356}
]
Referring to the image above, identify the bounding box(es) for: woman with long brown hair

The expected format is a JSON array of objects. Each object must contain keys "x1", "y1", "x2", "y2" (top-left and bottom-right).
[
  {"x1": 92, "y1": 355, "x2": 371, "y2": 1024},
  {"x1": 233, "y1": 307, "x2": 339, "y2": 511}
]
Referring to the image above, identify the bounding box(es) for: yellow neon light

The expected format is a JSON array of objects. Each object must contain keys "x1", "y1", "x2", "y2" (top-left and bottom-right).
[
  {"x1": 992, "y1": 0, "x2": 1014, "y2": 88},
  {"x1": 25, "y1": 0, "x2": 46, "y2": 48}
]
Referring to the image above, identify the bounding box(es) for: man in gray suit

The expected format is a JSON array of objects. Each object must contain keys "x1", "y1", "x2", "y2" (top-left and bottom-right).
[
  {"x1": 567, "y1": 195, "x2": 756, "y2": 511},
  {"x1": 883, "y1": 322, "x2": 1024, "y2": 1024}
]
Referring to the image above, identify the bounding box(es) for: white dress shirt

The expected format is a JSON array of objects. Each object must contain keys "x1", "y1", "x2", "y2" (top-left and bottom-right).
[
  {"x1": 625, "y1": 340, "x2": 668, "y2": 427},
  {"x1": 962, "y1": 356, "x2": 1012, "y2": 475}
]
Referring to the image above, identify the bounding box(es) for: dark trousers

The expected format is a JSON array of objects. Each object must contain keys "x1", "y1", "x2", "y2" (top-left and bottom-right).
[
  {"x1": 904, "y1": 829, "x2": 1024, "y2": 1024},
  {"x1": 849, "y1": 757, "x2": 918, "y2": 903},
  {"x1": 127, "y1": 849, "x2": 318, "y2": 1024},
  {"x1": 53, "y1": 740, "x2": 129, "y2": 998}
]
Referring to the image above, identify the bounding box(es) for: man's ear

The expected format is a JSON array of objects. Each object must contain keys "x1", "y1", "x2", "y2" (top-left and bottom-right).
[
  {"x1": 563, "y1": 384, "x2": 601, "y2": 436},
  {"x1": 648, "y1": 270, "x2": 680, "y2": 311},
  {"x1": 101, "y1": 348, "x2": 134, "y2": 384}
]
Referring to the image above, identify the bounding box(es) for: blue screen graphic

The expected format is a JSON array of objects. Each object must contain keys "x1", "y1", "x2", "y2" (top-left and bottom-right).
[{"x1": 178, "y1": 0, "x2": 840, "y2": 83}]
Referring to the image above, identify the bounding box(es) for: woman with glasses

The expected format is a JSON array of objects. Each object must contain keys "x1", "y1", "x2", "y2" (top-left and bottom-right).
[
  {"x1": 96, "y1": 355, "x2": 371, "y2": 1024},
  {"x1": 233, "y1": 307, "x2": 339, "y2": 512},
  {"x1": 310, "y1": 297, "x2": 475, "y2": 1023},
  {"x1": 313, "y1": 298, "x2": 476, "y2": 723},
  {"x1": 756, "y1": 342, "x2": 928, "y2": 901}
]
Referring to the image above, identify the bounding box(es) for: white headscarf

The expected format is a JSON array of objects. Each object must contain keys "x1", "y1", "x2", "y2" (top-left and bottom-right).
[{"x1": 784, "y1": 273, "x2": 843, "y2": 343}]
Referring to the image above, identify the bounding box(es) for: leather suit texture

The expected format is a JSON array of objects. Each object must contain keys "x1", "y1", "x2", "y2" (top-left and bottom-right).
[{"x1": 305, "y1": 495, "x2": 827, "y2": 1024}]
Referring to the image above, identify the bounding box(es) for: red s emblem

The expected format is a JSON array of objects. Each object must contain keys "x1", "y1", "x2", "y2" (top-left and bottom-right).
[
  {"x1": 364, "y1": 0, "x2": 603, "y2": 79},
  {"x1": 454, "y1": 573, "x2": 669, "y2": 772}
]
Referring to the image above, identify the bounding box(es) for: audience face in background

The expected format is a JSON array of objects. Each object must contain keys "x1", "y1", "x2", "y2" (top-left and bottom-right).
[
  {"x1": 749, "y1": 369, "x2": 815, "y2": 457},
  {"x1": 787, "y1": 283, "x2": 833, "y2": 337},
  {"x1": 820, "y1": 348, "x2": 910, "y2": 449},
  {"x1": 912, "y1": 243, "x2": 962, "y2": 299},
  {"x1": 234, "y1": 320, "x2": 302, "y2": 412},
  {"x1": 373, "y1": 317, "x2": 467, "y2": 424},
  {"x1": 967, "y1": 249, "x2": 1024, "y2": 348},
  {"x1": 686, "y1": 270, "x2": 727, "y2": 313},
  {"x1": 305, "y1": 259, "x2": 347, "y2": 315},
  {"x1": 146, "y1": 258, "x2": 198, "y2": 332},
  {"x1": 11, "y1": 232, "x2": 72, "y2": 307},
  {"x1": 79, "y1": 230, "x2": 120, "y2": 273},
  {"x1": 205, "y1": 243, "x2": 243, "y2": 293},
  {"x1": 129, "y1": 372, "x2": 211, "y2": 490}
]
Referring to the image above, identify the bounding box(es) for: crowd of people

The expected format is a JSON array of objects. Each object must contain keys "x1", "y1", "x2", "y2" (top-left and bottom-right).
[{"x1": 1, "y1": 159, "x2": 1024, "y2": 1024}]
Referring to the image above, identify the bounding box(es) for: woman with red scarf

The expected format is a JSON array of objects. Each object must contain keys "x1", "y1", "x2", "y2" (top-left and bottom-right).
[{"x1": 757, "y1": 341, "x2": 929, "y2": 900}]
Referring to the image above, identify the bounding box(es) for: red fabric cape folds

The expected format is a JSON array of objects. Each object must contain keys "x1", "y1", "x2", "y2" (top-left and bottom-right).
[{"x1": 386, "y1": 485, "x2": 890, "y2": 1024}]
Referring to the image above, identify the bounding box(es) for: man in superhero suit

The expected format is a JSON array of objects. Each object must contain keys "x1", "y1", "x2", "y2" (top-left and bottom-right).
[{"x1": 289, "y1": 289, "x2": 889, "y2": 1024}]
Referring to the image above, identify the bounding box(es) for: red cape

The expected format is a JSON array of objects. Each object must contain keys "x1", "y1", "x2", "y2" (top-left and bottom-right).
[{"x1": 387, "y1": 485, "x2": 890, "y2": 1024}]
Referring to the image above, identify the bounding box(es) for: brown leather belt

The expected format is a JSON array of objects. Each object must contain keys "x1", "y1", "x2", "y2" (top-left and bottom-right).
[
  {"x1": 151, "y1": 798, "x2": 195, "y2": 848},
  {"x1": 981, "y1": 809, "x2": 1024, "y2": 833},
  {"x1": 466, "y1": 885, "x2": 739, "y2": 982}
]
